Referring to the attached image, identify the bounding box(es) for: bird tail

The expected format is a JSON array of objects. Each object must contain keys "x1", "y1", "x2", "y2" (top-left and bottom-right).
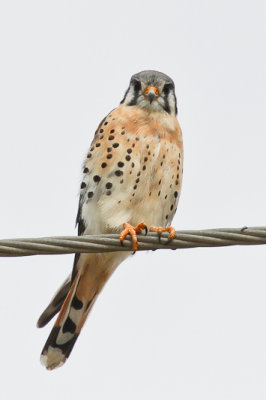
[
  {"x1": 40, "y1": 263, "x2": 108, "y2": 370},
  {"x1": 37, "y1": 275, "x2": 71, "y2": 328}
]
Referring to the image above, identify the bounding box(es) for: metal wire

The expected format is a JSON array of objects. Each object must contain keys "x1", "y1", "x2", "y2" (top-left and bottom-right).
[{"x1": 0, "y1": 226, "x2": 266, "y2": 257}]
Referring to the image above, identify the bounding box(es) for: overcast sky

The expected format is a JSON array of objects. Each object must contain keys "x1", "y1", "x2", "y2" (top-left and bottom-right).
[{"x1": 0, "y1": 1, "x2": 265, "y2": 399}]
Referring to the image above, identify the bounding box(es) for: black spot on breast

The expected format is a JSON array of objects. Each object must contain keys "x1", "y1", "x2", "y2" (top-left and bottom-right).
[
  {"x1": 143, "y1": 166, "x2": 146, "y2": 171},
  {"x1": 159, "y1": 180, "x2": 161, "y2": 185},
  {"x1": 88, "y1": 192, "x2": 94, "y2": 198},
  {"x1": 136, "y1": 178, "x2": 140, "y2": 183},
  {"x1": 71, "y1": 295, "x2": 83, "y2": 310},
  {"x1": 115, "y1": 170, "x2": 123, "y2": 177},
  {"x1": 96, "y1": 143, "x2": 101, "y2": 147},
  {"x1": 107, "y1": 147, "x2": 112, "y2": 152},
  {"x1": 120, "y1": 179, "x2": 124, "y2": 184},
  {"x1": 131, "y1": 162, "x2": 135, "y2": 168},
  {"x1": 83, "y1": 168, "x2": 89, "y2": 173},
  {"x1": 160, "y1": 162, "x2": 163, "y2": 166},
  {"x1": 118, "y1": 161, "x2": 124, "y2": 167},
  {"x1": 80, "y1": 182, "x2": 86, "y2": 189},
  {"x1": 165, "y1": 215, "x2": 168, "y2": 220},
  {"x1": 174, "y1": 191, "x2": 178, "y2": 198},
  {"x1": 113, "y1": 143, "x2": 119, "y2": 148},
  {"x1": 109, "y1": 135, "x2": 115, "y2": 140},
  {"x1": 136, "y1": 137, "x2": 140, "y2": 141},
  {"x1": 149, "y1": 192, "x2": 151, "y2": 196},
  {"x1": 125, "y1": 155, "x2": 131, "y2": 161},
  {"x1": 93, "y1": 175, "x2": 101, "y2": 183},
  {"x1": 110, "y1": 129, "x2": 115, "y2": 133},
  {"x1": 62, "y1": 317, "x2": 76, "y2": 334},
  {"x1": 100, "y1": 129, "x2": 104, "y2": 133},
  {"x1": 137, "y1": 171, "x2": 141, "y2": 177},
  {"x1": 106, "y1": 182, "x2": 112, "y2": 189},
  {"x1": 107, "y1": 154, "x2": 112, "y2": 159},
  {"x1": 104, "y1": 121, "x2": 108, "y2": 125},
  {"x1": 132, "y1": 143, "x2": 135, "y2": 148},
  {"x1": 90, "y1": 146, "x2": 95, "y2": 151},
  {"x1": 121, "y1": 131, "x2": 125, "y2": 135},
  {"x1": 101, "y1": 162, "x2": 107, "y2": 168},
  {"x1": 158, "y1": 191, "x2": 161, "y2": 196},
  {"x1": 106, "y1": 190, "x2": 112, "y2": 196},
  {"x1": 165, "y1": 195, "x2": 168, "y2": 199},
  {"x1": 144, "y1": 157, "x2": 148, "y2": 162},
  {"x1": 146, "y1": 145, "x2": 149, "y2": 149},
  {"x1": 127, "y1": 149, "x2": 132, "y2": 154},
  {"x1": 87, "y1": 153, "x2": 92, "y2": 158},
  {"x1": 133, "y1": 185, "x2": 137, "y2": 190},
  {"x1": 170, "y1": 204, "x2": 174, "y2": 211}
]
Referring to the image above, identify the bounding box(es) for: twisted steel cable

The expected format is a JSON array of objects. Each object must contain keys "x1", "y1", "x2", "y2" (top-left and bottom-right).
[{"x1": 0, "y1": 226, "x2": 266, "y2": 257}]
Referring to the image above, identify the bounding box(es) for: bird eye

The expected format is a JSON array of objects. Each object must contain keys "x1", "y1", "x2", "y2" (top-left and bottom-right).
[
  {"x1": 163, "y1": 83, "x2": 173, "y2": 95},
  {"x1": 133, "y1": 80, "x2": 141, "y2": 92}
]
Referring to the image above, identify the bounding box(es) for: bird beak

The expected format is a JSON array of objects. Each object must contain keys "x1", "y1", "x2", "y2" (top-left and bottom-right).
[{"x1": 145, "y1": 86, "x2": 159, "y2": 103}]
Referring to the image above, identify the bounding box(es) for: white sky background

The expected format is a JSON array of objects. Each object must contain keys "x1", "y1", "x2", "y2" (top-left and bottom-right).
[{"x1": 0, "y1": 0, "x2": 265, "y2": 398}]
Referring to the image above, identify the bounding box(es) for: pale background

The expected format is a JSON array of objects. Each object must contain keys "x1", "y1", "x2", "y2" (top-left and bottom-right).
[{"x1": 0, "y1": 1, "x2": 265, "y2": 399}]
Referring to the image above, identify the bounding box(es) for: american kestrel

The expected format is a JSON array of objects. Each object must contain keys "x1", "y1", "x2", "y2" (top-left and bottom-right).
[{"x1": 38, "y1": 70, "x2": 183, "y2": 370}]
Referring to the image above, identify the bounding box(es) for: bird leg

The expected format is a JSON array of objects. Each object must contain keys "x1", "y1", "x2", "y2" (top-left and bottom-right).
[
  {"x1": 120, "y1": 222, "x2": 148, "y2": 251},
  {"x1": 149, "y1": 226, "x2": 176, "y2": 242}
]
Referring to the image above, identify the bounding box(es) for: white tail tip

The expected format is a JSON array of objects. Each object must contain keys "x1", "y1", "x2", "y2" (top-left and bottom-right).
[{"x1": 40, "y1": 346, "x2": 66, "y2": 370}]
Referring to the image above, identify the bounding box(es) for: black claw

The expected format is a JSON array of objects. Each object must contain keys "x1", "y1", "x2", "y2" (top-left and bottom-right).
[
  {"x1": 241, "y1": 226, "x2": 248, "y2": 232},
  {"x1": 144, "y1": 226, "x2": 148, "y2": 235},
  {"x1": 132, "y1": 251, "x2": 136, "y2": 255},
  {"x1": 120, "y1": 240, "x2": 124, "y2": 247}
]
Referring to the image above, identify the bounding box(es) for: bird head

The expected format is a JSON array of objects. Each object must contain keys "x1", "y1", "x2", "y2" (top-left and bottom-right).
[{"x1": 121, "y1": 70, "x2": 177, "y2": 116}]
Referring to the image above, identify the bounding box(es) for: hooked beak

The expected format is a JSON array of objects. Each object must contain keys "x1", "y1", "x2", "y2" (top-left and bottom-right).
[{"x1": 145, "y1": 86, "x2": 159, "y2": 104}]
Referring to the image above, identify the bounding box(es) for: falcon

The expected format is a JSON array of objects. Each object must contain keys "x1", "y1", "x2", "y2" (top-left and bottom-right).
[{"x1": 38, "y1": 70, "x2": 183, "y2": 370}]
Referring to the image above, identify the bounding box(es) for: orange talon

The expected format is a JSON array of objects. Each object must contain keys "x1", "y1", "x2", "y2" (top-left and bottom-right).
[
  {"x1": 120, "y1": 222, "x2": 147, "y2": 251},
  {"x1": 149, "y1": 226, "x2": 176, "y2": 241}
]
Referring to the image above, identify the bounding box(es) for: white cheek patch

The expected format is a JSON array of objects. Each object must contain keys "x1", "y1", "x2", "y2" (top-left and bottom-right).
[
  {"x1": 168, "y1": 93, "x2": 177, "y2": 114},
  {"x1": 124, "y1": 86, "x2": 136, "y2": 104}
]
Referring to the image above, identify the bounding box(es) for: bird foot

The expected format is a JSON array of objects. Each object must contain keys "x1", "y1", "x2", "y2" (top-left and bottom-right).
[
  {"x1": 149, "y1": 226, "x2": 176, "y2": 243},
  {"x1": 120, "y1": 222, "x2": 148, "y2": 251}
]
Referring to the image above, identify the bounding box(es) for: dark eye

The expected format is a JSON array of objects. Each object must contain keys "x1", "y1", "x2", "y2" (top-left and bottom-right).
[
  {"x1": 133, "y1": 80, "x2": 141, "y2": 92},
  {"x1": 163, "y1": 83, "x2": 173, "y2": 95}
]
